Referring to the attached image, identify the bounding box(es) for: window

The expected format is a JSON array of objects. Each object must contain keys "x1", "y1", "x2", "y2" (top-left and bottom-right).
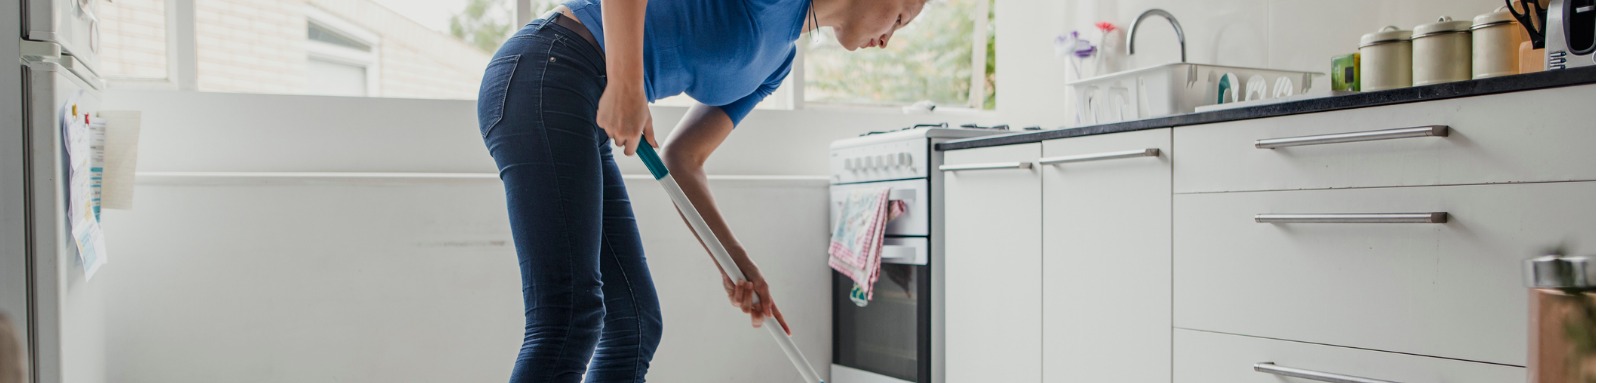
[
  {"x1": 98, "y1": 0, "x2": 171, "y2": 80},
  {"x1": 96, "y1": 0, "x2": 995, "y2": 110},
  {"x1": 99, "y1": 0, "x2": 519, "y2": 99},
  {"x1": 804, "y1": 0, "x2": 995, "y2": 109},
  {"x1": 304, "y1": 11, "x2": 380, "y2": 97}
]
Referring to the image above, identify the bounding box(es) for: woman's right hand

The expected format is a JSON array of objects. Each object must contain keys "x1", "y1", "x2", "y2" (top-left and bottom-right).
[
  {"x1": 597, "y1": 82, "x2": 657, "y2": 156},
  {"x1": 722, "y1": 273, "x2": 791, "y2": 335}
]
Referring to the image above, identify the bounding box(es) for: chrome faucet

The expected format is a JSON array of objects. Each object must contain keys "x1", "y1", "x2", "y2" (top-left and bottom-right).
[{"x1": 1126, "y1": 8, "x2": 1187, "y2": 63}]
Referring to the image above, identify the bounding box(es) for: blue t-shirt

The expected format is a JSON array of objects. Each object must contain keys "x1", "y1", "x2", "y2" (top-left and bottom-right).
[{"x1": 563, "y1": 0, "x2": 808, "y2": 125}]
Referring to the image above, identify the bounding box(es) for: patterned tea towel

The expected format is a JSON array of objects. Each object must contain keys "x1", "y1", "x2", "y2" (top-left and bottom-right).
[{"x1": 828, "y1": 188, "x2": 907, "y2": 305}]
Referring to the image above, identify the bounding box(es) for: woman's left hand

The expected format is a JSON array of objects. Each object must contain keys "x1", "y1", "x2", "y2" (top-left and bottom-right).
[{"x1": 722, "y1": 273, "x2": 791, "y2": 335}]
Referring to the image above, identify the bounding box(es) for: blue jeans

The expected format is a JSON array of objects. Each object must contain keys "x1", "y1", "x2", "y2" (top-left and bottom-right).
[{"x1": 477, "y1": 14, "x2": 663, "y2": 383}]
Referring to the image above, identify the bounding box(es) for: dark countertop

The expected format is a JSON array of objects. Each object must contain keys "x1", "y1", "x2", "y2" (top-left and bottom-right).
[{"x1": 938, "y1": 67, "x2": 1596, "y2": 151}]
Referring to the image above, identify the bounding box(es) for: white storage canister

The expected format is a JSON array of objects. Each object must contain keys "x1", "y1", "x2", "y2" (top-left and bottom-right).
[
  {"x1": 1472, "y1": 6, "x2": 1526, "y2": 78},
  {"x1": 1359, "y1": 26, "x2": 1413, "y2": 91},
  {"x1": 1412, "y1": 16, "x2": 1473, "y2": 86}
]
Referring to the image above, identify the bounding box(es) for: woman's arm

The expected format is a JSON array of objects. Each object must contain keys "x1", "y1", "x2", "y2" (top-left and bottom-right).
[
  {"x1": 662, "y1": 103, "x2": 790, "y2": 334},
  {"x1": 596, "y1": 0, "x2": 656, "y2": 154}
]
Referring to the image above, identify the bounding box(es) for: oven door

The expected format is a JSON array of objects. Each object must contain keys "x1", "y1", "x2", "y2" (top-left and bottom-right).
[{"x1": 833, "y1": 262, "x2": 930, "y2": 382}]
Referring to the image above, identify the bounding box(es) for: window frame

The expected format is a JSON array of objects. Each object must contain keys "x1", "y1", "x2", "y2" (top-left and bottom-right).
[
  {"x1": 104, "y1": 0, "x2": 991, "y2": 113},
  {"x1": 303, "y1": 5, "x2": 382, "y2": 97}
]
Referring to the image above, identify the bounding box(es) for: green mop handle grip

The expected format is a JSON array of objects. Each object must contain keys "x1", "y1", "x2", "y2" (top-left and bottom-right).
[{"x1": 637, "y1": 140, "x2": 671, "y2": 180}]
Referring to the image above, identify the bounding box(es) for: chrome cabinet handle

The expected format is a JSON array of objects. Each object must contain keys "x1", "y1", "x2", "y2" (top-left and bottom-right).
[
  {"x1": 1037, "y1": 148, "x2": 1161, "y2": 165},
  {"x1": 939, "y1": 162, "x2": 1034, "y2": 172},
  {"x1": 1255, "y1": 213, "x2": 1448, "y2": 224},
  {"x1": 1254, "y1": 362, "x2": 1401, "y2": 383},
  {"x1": 1256, "y1": 125, "x2": 1448, "y2": 149}
]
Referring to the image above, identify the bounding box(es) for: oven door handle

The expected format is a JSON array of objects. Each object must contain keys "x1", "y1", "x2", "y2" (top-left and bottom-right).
[{"x1": 881, "y1": 245, "x2": 919, "y2": 263}]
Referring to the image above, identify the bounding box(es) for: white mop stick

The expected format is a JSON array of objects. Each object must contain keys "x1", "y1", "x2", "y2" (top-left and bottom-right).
[{"x1": 636, "y1": 141, "x2": 825, "y2": 383}]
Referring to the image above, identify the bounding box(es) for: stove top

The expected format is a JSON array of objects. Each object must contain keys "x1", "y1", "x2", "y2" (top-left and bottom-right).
[{"x1": 857, "y1": 123, "x2": 1037, "y2": 137}]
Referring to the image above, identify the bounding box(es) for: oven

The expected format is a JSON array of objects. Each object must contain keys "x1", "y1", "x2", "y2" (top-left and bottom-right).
[{"x1": 827, "y1": 127, "x2": 1005, "y2": 383}]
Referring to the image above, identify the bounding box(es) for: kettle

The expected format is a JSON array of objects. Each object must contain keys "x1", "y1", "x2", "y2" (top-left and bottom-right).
[{"x1": 1546, "y1": 0, "x2": 1596, "y2": 69}]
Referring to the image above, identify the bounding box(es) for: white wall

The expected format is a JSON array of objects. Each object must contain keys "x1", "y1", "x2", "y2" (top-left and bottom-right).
[
  {"x1": 100, "y1": 174, "x2": 829, "y2": 383},
  {"x1": 1263, "y1": 0, "x2": 1511, "y2": 72},
  {"x1": 106, "y1": 90, "x2": 1002, "y2": 176},
  {"x1": 1063, "y1": 0, "x2": 1510, "y2": 82}
]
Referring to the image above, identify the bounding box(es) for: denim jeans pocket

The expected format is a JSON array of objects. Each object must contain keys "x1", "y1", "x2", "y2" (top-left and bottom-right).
[{"x1": 477, "y1": 54, "x2": 522, "y2": 138}]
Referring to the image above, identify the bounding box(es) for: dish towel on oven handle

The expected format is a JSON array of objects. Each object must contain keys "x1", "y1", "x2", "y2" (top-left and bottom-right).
[{"x1": 828, "y1": 187, "x2": 907, "y2": 306}]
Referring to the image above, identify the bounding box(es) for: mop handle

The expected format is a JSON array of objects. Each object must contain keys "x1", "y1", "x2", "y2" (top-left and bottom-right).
[{"x1": 636, "y1": 142, "x2": 826, "y2": 383}]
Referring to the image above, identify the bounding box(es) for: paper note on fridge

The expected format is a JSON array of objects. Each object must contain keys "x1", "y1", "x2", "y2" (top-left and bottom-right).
[
  {"x1": 98, "y1": 110, "x2": 142, "y2": 210},
  {"x1": 62, "y1": 96, "x2": 108, "y2": 278}
]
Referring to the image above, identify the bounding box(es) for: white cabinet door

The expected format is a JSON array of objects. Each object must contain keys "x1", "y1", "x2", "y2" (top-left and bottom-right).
[
  {"x1": 942, "y1": 143, "x2": 1041, "y2": 383},
  {"x1": 1040, "y1": 129, "x2": 1172, "y2": 383}
]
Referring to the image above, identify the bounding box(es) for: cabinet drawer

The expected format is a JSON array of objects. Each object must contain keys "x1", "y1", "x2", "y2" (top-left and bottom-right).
[
  {"x1": 1174, "y1": 85, "x2": 1596, "y2": 193},
  {"x1": 1174, "y1": 182, "x2": 1595, "y2": 365},
  {"x1": 1175, "y1": 329, "x2": 1525, "y2": 383}
]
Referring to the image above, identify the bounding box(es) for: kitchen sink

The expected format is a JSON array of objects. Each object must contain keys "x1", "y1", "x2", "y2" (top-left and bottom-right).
[{"x1": 1067, "y1": 63, "x2": 1323, "y2": 126}]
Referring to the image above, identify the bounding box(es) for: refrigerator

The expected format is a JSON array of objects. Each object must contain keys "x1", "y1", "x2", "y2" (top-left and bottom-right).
[{"x1": 4, "y1": 0, "x2": 109, "y2": 382}]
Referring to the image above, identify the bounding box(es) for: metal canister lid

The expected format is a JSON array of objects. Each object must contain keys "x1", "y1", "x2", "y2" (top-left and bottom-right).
[
  {"x1": 1525, "y1": 255, "x2": 1596, "y2": 289},
  {"x1": 1413, "y1": 16, "x2": 1472, "y2": 38},
  {"x1": 1360, "y1": 26, "x2": 1412, "y2": 48},
  {"x1": 1472, "y1": 6, "x2": 1517, "y2": 29}
]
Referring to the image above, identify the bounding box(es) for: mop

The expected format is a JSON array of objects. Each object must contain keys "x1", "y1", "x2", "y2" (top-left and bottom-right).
[{"x1": 636, "y1": 141, "x2": 826, "y2": 383}]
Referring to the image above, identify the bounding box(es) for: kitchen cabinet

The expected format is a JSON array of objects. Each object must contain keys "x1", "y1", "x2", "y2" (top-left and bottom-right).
[
  {"x1": 937, "y1": 81, "x2": 1594, "y2": 381},
  {"x1": 1040, "y1": 129, "x2": 1172, "y2": 383},
  {"x1": 941, "y1": 143, "x2": 1041, "y2": 383}
]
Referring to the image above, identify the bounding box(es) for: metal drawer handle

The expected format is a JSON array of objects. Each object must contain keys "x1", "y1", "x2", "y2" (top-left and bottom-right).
[
  {"x1": 939, "y1": 162, "x2": 1034, "y2": 172},
  {"x1": 1254, "y1": 362, "x2": 1401, "y2": 383},
  {"x1": 1037, "y1": 148, "x2": 1160, "y2": 165},
  {"x1": 1255, "y1": 213, "x2": 1448, "y2": 224},
  {"x1": 1255, "y1": 125, "x2": 1448, "y2": 149}
]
